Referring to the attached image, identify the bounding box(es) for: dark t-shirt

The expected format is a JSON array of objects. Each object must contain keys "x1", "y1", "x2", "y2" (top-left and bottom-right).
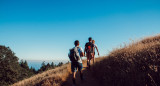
[{"x1": 85, "y1": 42, "x2": 94, "y2": 53}]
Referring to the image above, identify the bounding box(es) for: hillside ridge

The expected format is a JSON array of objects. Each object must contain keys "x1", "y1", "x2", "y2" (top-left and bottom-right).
[{"x1": 12, "y1": 34, "x2": 160, "y2": 86}]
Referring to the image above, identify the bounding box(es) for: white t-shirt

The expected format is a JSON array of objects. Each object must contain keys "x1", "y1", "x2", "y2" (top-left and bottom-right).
[{"x1": 69, "y1": 46, "x2": 83, "y2": 63}]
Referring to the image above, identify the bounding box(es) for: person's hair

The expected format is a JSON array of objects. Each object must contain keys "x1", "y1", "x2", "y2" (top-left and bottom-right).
[
  {"x1": 74, "y1": 40, "x2": 79, "y2": 46},
  {"x1": 92, "y1": 40, "x2": 95, "y2": 43},
  {"x1": 88, "y1": 37, "x2": 92, "y2": 41}
]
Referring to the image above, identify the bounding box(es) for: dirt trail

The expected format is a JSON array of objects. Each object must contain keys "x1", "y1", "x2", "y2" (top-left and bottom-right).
[{"x1": 62, "y1": 61, "x2": 100, "y2": 86}]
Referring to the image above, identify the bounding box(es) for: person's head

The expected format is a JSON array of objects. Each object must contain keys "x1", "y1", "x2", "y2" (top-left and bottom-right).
[
  {"x1": 92, "y1": 40, "x2": 95, "y2": 44},
  {"x1": 74, "y1": 40, "x2": 79, "y2": 46},
  {"x1": 88, "y1": 37, "x2": 92, "y2": 42}
]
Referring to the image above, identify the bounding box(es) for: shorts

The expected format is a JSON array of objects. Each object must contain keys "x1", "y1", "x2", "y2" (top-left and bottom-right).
[
  {"x1": 71, "y1": 62, "x2": 83, "y2": 72},
  {"x1": 86, "y1": 53, "x2": 94, "y2": 60}
]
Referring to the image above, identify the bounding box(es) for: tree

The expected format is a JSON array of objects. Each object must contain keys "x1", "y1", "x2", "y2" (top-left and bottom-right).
[
  {"x1": 38, "y1": 61, "x2": 46, "y2": 73},
  {"x1": 51, "y1": 62, "x2": 55, "y2": 68},
  {"x1": 20, "y1": 60, "x2": 29, "y2": 70},
  {"x1": 0, "y1": 45, "x2": 21, "y2": 85},
  {"x1": 30, "y1": 67, "x2": 37, "y2": 74},
  {"x1": 0, "y1": 45, "x2": 36, "y2": 85},
  {"x1": 19, "y1": 60, "x2": 35, "y2": 79},
  {"x1": 46, "y1": 63, "x2": 51, "y2": 70},
  {"x1": 57, "y1": 62, "x2": 63, "y2": 67},
  {"x1": 38, "y1": 61, "x2": 59, "y2": 73}
]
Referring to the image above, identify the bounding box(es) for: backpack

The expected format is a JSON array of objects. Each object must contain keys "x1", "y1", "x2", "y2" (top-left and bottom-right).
[
  {"x1": 68, "y1": 47, "x2": 80, "y2": 62},
  {"x1": 85, "y1": 42, "x2": 94, "y2": 53}
]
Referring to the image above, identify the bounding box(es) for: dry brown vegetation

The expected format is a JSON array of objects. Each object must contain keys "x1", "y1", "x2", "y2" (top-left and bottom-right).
[
  {"x1": 12, "y1": 34, "x2": 160, "y2": 86},
  {"x1": 93, "y1": 35, "x2": 160, "y2": 86},
  {"x1": 12, "y1": 64, "x2": 71, "y2": 86}
]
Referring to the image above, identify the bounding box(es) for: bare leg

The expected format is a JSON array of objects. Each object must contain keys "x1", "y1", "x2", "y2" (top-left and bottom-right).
[
  {"x1": 89, "y1": 59, "x2": 91, "y2": 68},
  {"x1": 72, "y1": 72, "x2": 76, "y2": 84},
  {"x1": 93, "y1": 54, "x2": 95, "y2": 64},
  {"x1": 87, "y1": 60, "x2": 91, "y2": 69},
  {"x1": 87, "y1": 53, "x2": 89, "y2": 67},
  {"x1": 79, "y1": 70, "x2": 84, "y2": 80},
  {"x1": 93, "y1": 57, "x2": 94, "y2": 64},
  {"x1": 88, "y1": 54, "x2": 91, "y2": 69}
]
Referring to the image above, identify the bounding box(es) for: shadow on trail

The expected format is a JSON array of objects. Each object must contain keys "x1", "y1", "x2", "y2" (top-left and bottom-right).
[{"x1": 62, "y1": 62, "x2": 101, "y2": 86}]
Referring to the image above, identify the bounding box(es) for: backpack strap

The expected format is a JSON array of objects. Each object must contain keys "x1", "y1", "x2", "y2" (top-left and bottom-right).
[{"x1": 74, "y1": 46, "x2": 80, "y2": 60}]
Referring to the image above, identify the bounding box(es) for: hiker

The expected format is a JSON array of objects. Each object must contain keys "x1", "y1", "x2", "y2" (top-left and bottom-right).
[
  {"x1": 68, "y1": 40, "x2": 84, "y2": 86},
  {"x1": 84, "y1": 37, "x2": 94, "y2": 69},
  {"x1": 92, "y1": 40, "x2": 99, "y2": 64}
]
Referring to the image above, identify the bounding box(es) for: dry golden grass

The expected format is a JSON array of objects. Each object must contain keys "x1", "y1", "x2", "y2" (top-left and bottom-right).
[
  {"x1": 11, "y1": 59, "x2": 104, "y2": 86},
  {"x1": 12, "y1": 63, "x2": 71, "y2": 86},
  {"x1": 93, "y1": 34, "x2": 160, "y2": 86},
  {"x1": 12, "y1": 34, "x2": 160, "y2": 86}
]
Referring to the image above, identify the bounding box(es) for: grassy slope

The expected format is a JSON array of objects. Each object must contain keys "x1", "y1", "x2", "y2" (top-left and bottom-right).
[
  {"x1": 12, "y1": 64, "x2": 71, "y2": 86},
  {"x1": 12, "y1": 60, "x2": 102, "y2": 86},
  {"x1": 93, "y1": 35, "x2": 160, "y2": 86},
  {"x1": 12, "y1": 35, "x2": 160, "y2": 86}
]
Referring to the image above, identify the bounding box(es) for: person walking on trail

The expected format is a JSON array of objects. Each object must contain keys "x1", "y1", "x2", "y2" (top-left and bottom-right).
[
  {"x1": 92, "y1": 40, "x2": 100, "y2": 64},
  {"x1": 68, "y1": 40, "x2": 84, "y2": 86},
  {"x1": 84, "y1": 37, "x2": 94, "y2": 69}
]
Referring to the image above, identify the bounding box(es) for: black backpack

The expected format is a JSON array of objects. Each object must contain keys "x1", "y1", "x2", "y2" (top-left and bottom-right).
[
  {"x1": 68, "y1": 47, "x2": 80, "y2": 62},
  {"x1": 85, "y1": 42, "x2": 94, "y2": 53}
]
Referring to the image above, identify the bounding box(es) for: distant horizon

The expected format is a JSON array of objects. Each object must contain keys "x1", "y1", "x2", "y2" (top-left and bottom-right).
[
  {"x1": 20, "y1": 56, "x2": 95, "y2": 61},
  {"x1": 26, "y1": 59, "x2": 69, "y2": 70},
  {"x1": 25, "y1": 59, "x2": 69, "y2": 61}
]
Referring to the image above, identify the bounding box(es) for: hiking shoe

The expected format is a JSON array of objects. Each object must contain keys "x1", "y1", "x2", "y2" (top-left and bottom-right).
[
  {"x1": 87, "y1": 65, "x2": 91, "y2": 69},
  {"x1": 87, "y1": 62, "x2": 89, "y2": 67},
  {"x1": 81, "y1": 76, "x2": 85, "y2": 81},
  {"x1": 72, "y1": 78, "x2": 76, "y2": 84},
  {"x1": 89, "y1": 64, "x2": 90, "y2": 68}
]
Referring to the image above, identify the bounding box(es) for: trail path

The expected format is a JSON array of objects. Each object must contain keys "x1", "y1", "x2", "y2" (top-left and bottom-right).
[{"x1": 62, "y1": 61, "x2": 100, "y2": 86}]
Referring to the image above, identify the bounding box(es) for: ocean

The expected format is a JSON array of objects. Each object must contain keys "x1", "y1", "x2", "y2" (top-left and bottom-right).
[{"x1": 27, "y1": 60, "x2": 69, "y2": 70}]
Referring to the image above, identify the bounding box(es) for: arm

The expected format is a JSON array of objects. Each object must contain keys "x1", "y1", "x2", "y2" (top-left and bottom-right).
[
  {"x1": 95, "y1": 46, "x2": 99, "y2": 56},
  {"x1": 68, "y1": 49, "x2": 70, "y2": 57},
  {"x1": 84, "y1": 48, "x2": 85, "y2": 56},
  {"x1": 80, "y1": 52, "x2": 84, "y2": 57},
  {"x1": 84, "y1": 45, "x2": 86, "y2": 56},
  {"x1": 79, "y1": 47, "x2": 84, "y2": 57}
]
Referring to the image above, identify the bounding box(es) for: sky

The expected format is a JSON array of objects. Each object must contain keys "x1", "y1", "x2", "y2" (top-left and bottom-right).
[{"x1": 0, "y1": 0, "x2": 160, "y2": 61}]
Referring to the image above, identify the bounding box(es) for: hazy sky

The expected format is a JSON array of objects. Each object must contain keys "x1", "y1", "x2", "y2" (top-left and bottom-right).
[{"x1": 0, "y1": 0, "x2": 160, "y2": 60}]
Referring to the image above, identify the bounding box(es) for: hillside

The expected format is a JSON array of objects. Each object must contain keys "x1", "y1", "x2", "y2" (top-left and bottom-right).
[
  {"x1": 12, "y1": 60, "x2": 102, "y2": 86},
  {"x1": 93, "y1": 35, "x2": 160, "y2": 86},
  {"x1": 12, "y1": 34, "x2": 160, "y2": 86},
  {"x1": 12, "y1": 63, "x2": 71, "y2": 86}
]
